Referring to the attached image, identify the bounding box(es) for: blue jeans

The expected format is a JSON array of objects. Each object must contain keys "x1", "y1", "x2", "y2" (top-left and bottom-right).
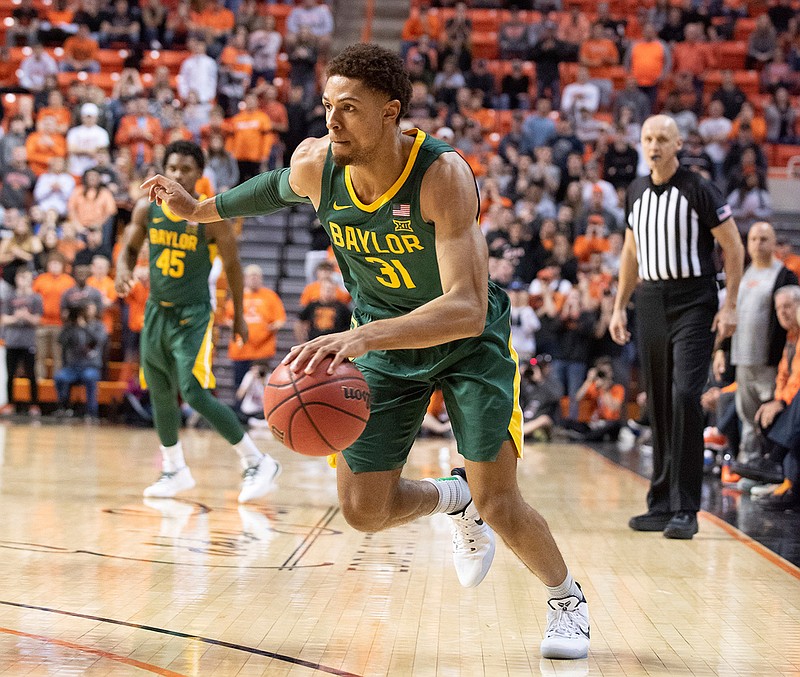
[
  {"x1": 54, "y1": 366, "x2": 100, "y2": 416},
  {"x1": 551, "y1": 359, "x2": 587, "y2": 420}
]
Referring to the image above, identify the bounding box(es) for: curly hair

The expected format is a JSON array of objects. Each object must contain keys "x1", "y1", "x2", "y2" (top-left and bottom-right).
[
  {"x1": 163, "y1": 140, "x2": 205, "y2": 173},
  {"x1": 325, "y1": 43, "x2": 412, "y2": 122}
]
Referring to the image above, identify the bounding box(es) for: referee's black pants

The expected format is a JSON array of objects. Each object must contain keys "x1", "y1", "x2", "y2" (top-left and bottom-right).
[{"x1": 636, "y1": 277, "x2": 718, "y2": 514}]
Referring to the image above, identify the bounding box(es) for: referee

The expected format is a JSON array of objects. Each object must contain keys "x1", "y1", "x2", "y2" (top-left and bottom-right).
[{"x1": 610, "y1": 116, "x2": 745, "y2": 539}]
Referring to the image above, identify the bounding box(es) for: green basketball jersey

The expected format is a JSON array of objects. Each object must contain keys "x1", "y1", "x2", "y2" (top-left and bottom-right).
[
  {"x1": 147, "y1": 200, "x2": 213, "y2": 306},
  {"x1": 318, "y1": 129, "x2": 463, "y2": 322}
]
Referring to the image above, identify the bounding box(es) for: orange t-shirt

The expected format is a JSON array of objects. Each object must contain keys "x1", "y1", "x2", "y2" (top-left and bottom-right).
[
  {"x1": 630, "y1": 41, "x2": 666, "y2": 87},
  {"x1": 56, "y1": 238, "x2": 86, "y2": 266},
  {"x1": 584, "y1": 382, "x2": 626, "y2": 421},
  {"x1": 63, "y1": 35, "x2": 99, "y2": 62},
  {"x1": 226, "y1": 110, "x2": 273, "y2": 162},
  {"x1": 672, "y1": 41, "x2": 716, "y2": 77},
  {"x1": 32, "y1": 272, "x2": 75, "y2": 325},
  {"x1": 225, "y1": 287, "x2": 286, "y2": 361},
  {"x1": 191, "y1": 6, "x2": 235, "y2": 33},
  {"x1": 729, "y1": 117, "x2": 768, "y2": 144},
  {"x1": 580, "y1": 39, "x2": 619, "y2": 67},
  {"x1": 25, "y1": 132, "x2": 67, "y2": 176},
  {"x1": 87, "y1": 274, "x2": 118, "y2": 334},
  {"x1": 125, "y1": 281, "x2": 149, "y2": 332},
  {"x1": 775, "y1": 331, "x2": 800, "y2": 404},
  {"x1": 220, "y1": 45, "x2": 253, "y2": 76},
  {"x1": 573, "y1": 234, "x2": 610, "y2": 263},
  {"x1": 299, "y1": 281, "x2": 351, "y2": 306}
]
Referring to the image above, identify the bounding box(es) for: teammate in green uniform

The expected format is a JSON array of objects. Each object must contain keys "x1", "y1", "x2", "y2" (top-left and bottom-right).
[
  {"x1": 141, "y1": 47, "x2": 590, "y2": 660},
  {"x1": 116, "y1": 141, "x2": 280, "y2": 503}
]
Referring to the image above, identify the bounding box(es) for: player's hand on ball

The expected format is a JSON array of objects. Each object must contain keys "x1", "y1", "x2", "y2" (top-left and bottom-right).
[
  {"x1": 283, "y1": 330, "x2": 369, "y2": 375},
  {"x1": 140, "y1": 174, "x2": 198, "y2": 219}
]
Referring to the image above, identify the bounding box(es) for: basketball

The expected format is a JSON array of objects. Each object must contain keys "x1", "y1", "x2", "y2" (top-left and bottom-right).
[{"x1": 263, "y1": 357, "x2": 371, "y2": 456}]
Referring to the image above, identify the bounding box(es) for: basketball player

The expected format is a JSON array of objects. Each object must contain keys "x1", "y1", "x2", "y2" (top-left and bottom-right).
[
  {"x1": 141, "y1": 46, "x2": 589, "y2": 659},
  {"x1": 116, "y1": 141, "x2": 281, "y2": 503}
]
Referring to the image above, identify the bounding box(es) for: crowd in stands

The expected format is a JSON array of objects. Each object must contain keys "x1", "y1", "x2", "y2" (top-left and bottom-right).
[{"x1": 0, "y1": 0, "x2": 799, "y2": 503}]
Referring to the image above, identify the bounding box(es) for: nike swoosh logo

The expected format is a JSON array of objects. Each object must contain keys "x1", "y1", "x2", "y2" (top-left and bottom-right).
[
  {"x1": 332, "y1": 202, "x2": 352, "y2": 211},
  {"x1": 153, "y1": 217, "x2": 164, "y2": 223}
]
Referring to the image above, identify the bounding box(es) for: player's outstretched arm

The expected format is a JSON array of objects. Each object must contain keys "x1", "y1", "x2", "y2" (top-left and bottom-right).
[{"x1": 139, "y1": 137, "x2": 326, "y2": 223}]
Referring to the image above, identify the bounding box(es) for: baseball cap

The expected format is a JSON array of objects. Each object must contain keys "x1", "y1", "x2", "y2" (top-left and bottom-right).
[{"x1": 81, "y1": 102, "x2": 99, "y2": 117}]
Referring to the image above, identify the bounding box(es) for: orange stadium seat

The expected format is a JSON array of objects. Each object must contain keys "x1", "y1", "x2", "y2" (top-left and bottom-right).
[
  {"x1": 734, "y1": 17, "x2": 757, "y2": 42},
  {"x1": 771, "y1": 144, "x2": 800, "y2": 168},
  {"x1": 471, "y1": 9, "x2": 501, "y2": 33},
  {"x1": 140, "y1": 49, "x2": 190, "y2": 75},
  {"x1": 717, "y1": 41, "x2": 748, "y2": 70},
  {"x1": 471, "y1": 32, "x2": 499, "y2": 60}
]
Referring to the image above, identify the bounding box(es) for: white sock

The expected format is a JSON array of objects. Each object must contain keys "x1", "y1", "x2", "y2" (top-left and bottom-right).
[
  {"x1": 160, "y1": 442, "x2": 186, "y2": 473},
  {"x1": 422, "y1": 475, "x2": 471, "y2": 515},
  {"x1": 234, "y1": 433, "x2": 264, "y2": 470},
  {"x1": 546, "y1": 570, "x2": 584, "y2": 601}
]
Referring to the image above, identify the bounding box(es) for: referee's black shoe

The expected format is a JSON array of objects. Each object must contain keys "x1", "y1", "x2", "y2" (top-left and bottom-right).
[
  {"x1": 663, "y1": 511, "x2": 698, "y2": 539},
  {"x1": 628, "y1": 510, "x2": 674, "y2": 531}
]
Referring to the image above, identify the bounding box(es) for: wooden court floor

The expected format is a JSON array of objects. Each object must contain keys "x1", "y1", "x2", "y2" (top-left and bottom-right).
[{"x1": 0, "y1": 422, "x2": 797, "y2": 676}]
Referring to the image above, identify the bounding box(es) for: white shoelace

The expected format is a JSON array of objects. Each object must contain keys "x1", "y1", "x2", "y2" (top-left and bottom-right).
[
  {"x1": 545, "y1": 606, "x2": 585, "y2": 638},
  {"x1": 451, "y1": 507, "x2": 484, "y2": 554}
]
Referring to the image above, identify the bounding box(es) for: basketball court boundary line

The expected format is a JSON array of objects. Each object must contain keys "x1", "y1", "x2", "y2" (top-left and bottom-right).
[
  {"x1": 577, "y1": 443, "x2": 800, "y2": 581},
  {"x1": 0, "y1": 599, "x2": 363, "y2": 677}
]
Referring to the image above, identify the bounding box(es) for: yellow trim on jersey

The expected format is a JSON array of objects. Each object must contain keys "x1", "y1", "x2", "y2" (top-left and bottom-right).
[
  {"x1": 139, "y1": 366, "x2": 147, "y2": 390},
  {"x1": 192, "y1": 312, "x2": 217, "y2": 389},
  {"x1": 507, "y1": 338, "x2": 525, "y2": 458},
  {"x1": 344, "y1": 129, "x2": 426, "y2": 213}
]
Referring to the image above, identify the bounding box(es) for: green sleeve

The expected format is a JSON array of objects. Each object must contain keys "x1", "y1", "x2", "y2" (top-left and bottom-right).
[{"x1": 215, "y1": 168, "x2": 311, "y2": 219}]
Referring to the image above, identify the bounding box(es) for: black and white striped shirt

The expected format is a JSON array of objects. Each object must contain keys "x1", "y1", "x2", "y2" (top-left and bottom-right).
[{"x1": 626, "y1": 168, "x2": 731, "y2": 282}]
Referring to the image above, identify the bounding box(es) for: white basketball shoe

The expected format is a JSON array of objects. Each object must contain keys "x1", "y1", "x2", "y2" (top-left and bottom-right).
[
  {"x1": 143, "y1": 466, "x2": 196, "y2": 498},
  {"x1": 238, "y1": 455, "x2": 281, "y2": 503},
  {"x1": 540, "y1": 584, "x2": 591, "y2": 660},
  {"x1": 447, "y1": 468, "x2": 496, "y2": 588}
]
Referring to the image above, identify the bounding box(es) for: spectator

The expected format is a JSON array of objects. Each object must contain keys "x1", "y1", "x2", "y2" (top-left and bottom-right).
[
  {"x1": 678, "y1": 129, "x2": 715, "y2": 180},
  {"x1": 73, "y1": 225, "x2": 111, "y2": 267},
  {"x1": 114, "y1": 96, "x2": 163, "y2": 169},
  {"x1": 37, "y1": 90, "x2": 71, "y2": 137},
  {"x1": 65, "y1": 102, "x2": 110, "y2": 179},
  {"x1": 67, "y1": 167, "x2": 117, "y2": 236},
  {"x1": 60, "y1": 23, "x2": 100, "y2": 73},
  {"x1": 227, "y1": 92, "x2": 273, "y2": 184},
  {"x1": 746, "y1": 14, "x2": 779, "y2": 69},
  {"x1": 0, "y1": 268, "x2": 43, "y2": 417},
  {"x1": 285, "y1": 0, "x2": 334, "y2": 56},
  {"x1": 1, "y1": 147, "x2": 36, "y2": 211},
  {"x1": 165, "y1": 0, "x2": 191, "y2": 49},
  {"x1": 521, "y1": 98, "x2": 557, "y2": 155},
  {"x1": 562, "y1": 361, "x2": 625, "y2": 441},
  {"x1": 26, "y1": 116, "x2": 68, "y2": 178},
  {"x1": 295, "y1": 279, "x2": 351, "y2": 342},
  {"x1": 582, "y1": 162, "x2": 619, "y2": 214},
  {"x1": 98, "y1": 0, "x2": 140, "y2": 48},
  {"x1": 55, "y1": 220, "x2": 86, "y2": 266},
  {"x1": 561, "y1": 66, "x2": 601, "y2": 118},
  {"x1": 32, "y1": 251, "x2": 74, "y2": 379},
  {"x1": 671, "y1": 24, "x2": 716, "y2": 97},
  {"x1": 300, "y1": 260, "x2": 350, "y2": 306},
  {"x1": 520, "y1": 354, "x2": 561, "y2": 442},
  {"x1": 765, "y1": 87, "x2": 798, "y2": 143},
  {"x1": 717, "y1": 222, "x2": 798, "y2": 465},
  {"x1": 558, "y1": 5, "x2": 592, "y2": 49},
  {"x1": 432, "y1": 56, "x2": 466, "y2": 107},
  {"x1": 5, "y1": 0, "x2": 40, "y2": 47},
  {"x1": 464, "y1": 59, "x2": 496, "y2": 108},
  {"x1": 33, "y1": 156, "x2": 75, "y2": 216},
  {"x1": 85, "y1": 254, "x2": 117, "y2": 336},
  {"x1": 711, "y1": 70, "x2": 747, "y2": 121},
  {"x1": 248, "y1": 14, "x2": 282, "y2": 86},
  {"x1": 234, "y1": 363, "x2": 271, "y2": 428},
  {"x1": 177, "y1": 37, "x2": 218, "y2": 104},
  {"x1": 499, "y1": 59, "x2": 531, "y2": 111},
  {"x1": 444, "y1": 2, "x2": 472, "y2": 46},
  {"x1": 34, "y1": 226, "x2": 60, "y2": 271},
  {"x1": 61, "y1": 263, "x2": 103, "y2": 320},
  {"x1": 499, "y1": 7, "x2": 533, "y2": 60},
  {"x1": 625, "y1": 23, "x2": 671, "y2": 112},
  {"x1": 658, "y1": 6, "x2": 685, "y2": 43},
  {"x1": 601, "y1": 135, "x2": 639, "y2": 189},
  {"x1": 401, "y1": 6, "x2": 443, "y2": 54},
  {"x1": 141, "y1": 0, "x2": 168, "y2": 49},
  {"x1": 580, "y1": 22, "x2": 620, "y2": 68},
  {"x1": 698, "y1": 99, "x2": 732, "y2": 179},
  {"x1": 260, "y1": 83, "x2": 290, "y2": 170},
  {"x1": 0, "y1": 117, "x2": 29, "y2": 174},
  {"x1": 224, "y1": 264, "x2": 286, "y2": 388},
  {"x1": 72, "y1": 0, "x2": 103, "y2": 36},
  {"x1": 768, "y1": 0, "x2": 796, "y2": 36},
  {"x1": 287, "y1": 26, "x2": 321, "y2": 101},
  {"x1": 54, "y1": 302, "x2": 106, "y2": 420},
  {"x1": 530, "y1": 21, "x2": 569, "y2": 106},
  {"x1": 18, "y1": 43, "x2": 59, "y2": 94},
  {"x1": 206, "y1": 132, "x2": 239, "y2": 193},
  {"x1": 661, "y1": 91, "x2": 698, "y2": 140},
  {"x1": 573, "y1": 215, "x2": 610, "y2": 264},
  {"x1": 188, "y1": 0, "x2": 235, "y2": 59},
  {"x1": 0, "y1": 210, "x2": 41, "y2": 285},
  {"x1": 761, "y1": 48, "x2": 796, "y2": 93},
  {"x1": 727, "y1": 171, "x2": 773, "y2": 234},
  {"x1": 508, "y1": 279, "x2": 541, "y2": 361}
]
